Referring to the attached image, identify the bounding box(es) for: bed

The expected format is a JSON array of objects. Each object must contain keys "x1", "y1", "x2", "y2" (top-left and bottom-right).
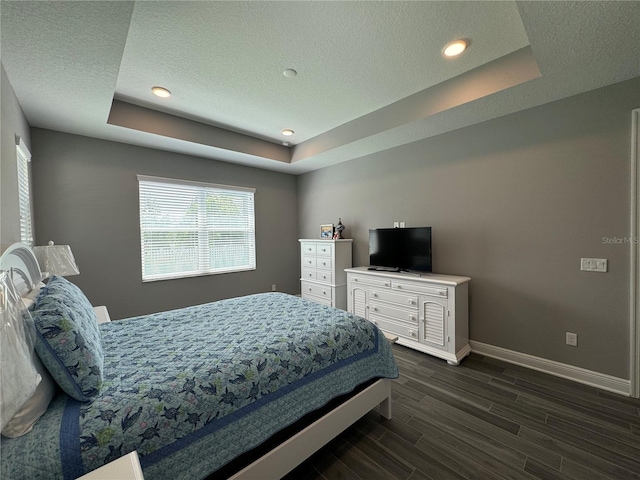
[{"x1": 0, "y1": 243, "x2": 398, "y2": 479}]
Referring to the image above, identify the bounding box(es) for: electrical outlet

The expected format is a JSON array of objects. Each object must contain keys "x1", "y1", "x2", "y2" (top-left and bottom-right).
[
  {"x1": 400, "y1": 222, "x2": 406, "y2": 228},
  {"x1": 393, "y1": 222, "x2": 399, "y2": 228},
  {"x1": 566, "y1": 332, "x2": 578, "y2": 347},
  {"x1": 271, "y1": 284, "x2": 277, "y2": 292},
  {"x1": 580, "y1": 258, "x2": 607, "y2": 272}
]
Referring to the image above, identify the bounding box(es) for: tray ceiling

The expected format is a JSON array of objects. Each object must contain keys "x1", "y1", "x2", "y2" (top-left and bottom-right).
[{"x1": 2, "y1": 1, "x2": 639, "y2": 174}]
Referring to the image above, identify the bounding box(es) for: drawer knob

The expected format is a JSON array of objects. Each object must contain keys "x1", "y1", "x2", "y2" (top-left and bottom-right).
[
  {"x1": 308, "y1": 288, "x2": 312, "y2": 292},
  {"x1": 397, "y1": 285, "x2": 402, "y2": 289},
  {"x1": 373, "y1": 307, "x2": 378, "y2": 312},
  {"x1": 410, "y1": 331, "x2": 416, "y2": 337},
  {"x1": 372, "y1": 293, "x2": 378, "y2": 297},
  {"x1": 408, "y1": 300, "x2": 415, "y2": 305},
  {"x1": 410, "y1": 316, "x2": 416, "y2": 321},
  {"x1": 384, "y1": 283, "x2": 390, "y2": 287},
  {"x1": 322, "y1": 275, "x2": 327, "y2": 279},
  {"x1": 440, "y1": 291, "x2": 445, "y2": 296},
  {"x1": 322, "y1": 291, "x2": 326, "y2": 295},
  {"x1": 308, "y1": 273, "x2": 312, "y2": 277}
]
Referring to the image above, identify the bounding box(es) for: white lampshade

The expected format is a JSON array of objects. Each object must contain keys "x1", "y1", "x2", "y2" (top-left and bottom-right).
[{"x1": 32, "y1": 241, "x2": 80, "y2": 277}]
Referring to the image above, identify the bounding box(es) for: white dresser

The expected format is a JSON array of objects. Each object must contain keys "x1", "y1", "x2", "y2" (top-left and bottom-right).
[
  {"x1": 299, "y1": 239, "x2": 352, "y2": 310},
  {"x1": 345, "y1": 267, "x2": 471, "y2": 365}
]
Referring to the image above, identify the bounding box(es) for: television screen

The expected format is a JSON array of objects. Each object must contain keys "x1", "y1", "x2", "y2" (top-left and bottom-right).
[{"x1": 369, "y1": 227, "x2": 432, "y2": 272}]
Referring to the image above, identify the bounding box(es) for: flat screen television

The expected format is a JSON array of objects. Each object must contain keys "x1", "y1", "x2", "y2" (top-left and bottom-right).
[{"x1": 369, "y1": 227, "x2": 432, "y2": 273}]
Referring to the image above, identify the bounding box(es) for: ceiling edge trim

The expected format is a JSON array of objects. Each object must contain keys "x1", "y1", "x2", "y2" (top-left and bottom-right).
[
  {"x1": 107, "y1": 99, "x2": 291, "y2": 164},
  {"x1": 291, "y1": 46, "x2": 541, "y2": 164}
]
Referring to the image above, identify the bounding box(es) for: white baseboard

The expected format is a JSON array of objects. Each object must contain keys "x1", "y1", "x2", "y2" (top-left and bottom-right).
[{"x1": 470, "y1": 341, "x2": 631, "y2": 397}]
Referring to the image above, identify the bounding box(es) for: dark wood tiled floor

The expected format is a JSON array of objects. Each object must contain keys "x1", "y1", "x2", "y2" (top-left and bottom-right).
[{"x1": 284, "y1": 345, "x2": 640, "y2": 480}]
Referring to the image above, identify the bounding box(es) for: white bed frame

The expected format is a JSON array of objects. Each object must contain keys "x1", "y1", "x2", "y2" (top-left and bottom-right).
[
  {"x1": 232, "y1": 379, "x2": 391, "y2": 479},
  {"x1": 0, "y1": 243, "x2": 393, "y2": 479}
]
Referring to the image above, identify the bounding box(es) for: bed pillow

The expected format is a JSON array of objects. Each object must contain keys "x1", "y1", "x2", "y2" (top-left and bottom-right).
[
  {"x1": 31, "y1": 276, "x2": 104, "y2": 401},
  {"x1": 1, "y1": 354, "x2": 56, "y2": 437},
  {"x1": 21, "y1": 282, "x2": 46, "y2": 311},
  {"x1": 0, "y1": 272, "x2": 41, "y2": 430},
  {"x1": 2, "y1": 281, "x2": 55, "y2": 438}
]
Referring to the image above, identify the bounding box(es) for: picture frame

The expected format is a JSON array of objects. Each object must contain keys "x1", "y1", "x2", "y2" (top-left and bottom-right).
[{"x1": 320, "y1": 224, "x2": 334, "y2": 239}]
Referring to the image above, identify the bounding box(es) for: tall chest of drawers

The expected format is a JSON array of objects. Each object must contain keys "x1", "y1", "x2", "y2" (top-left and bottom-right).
[{"x1": 299, "y1": 239, "x2": 352, "y2": 309}]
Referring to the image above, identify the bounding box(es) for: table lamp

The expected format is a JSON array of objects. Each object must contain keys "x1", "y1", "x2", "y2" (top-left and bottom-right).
[{"x1": 32, "y1": 241, "x2": 80, "y2": 277}]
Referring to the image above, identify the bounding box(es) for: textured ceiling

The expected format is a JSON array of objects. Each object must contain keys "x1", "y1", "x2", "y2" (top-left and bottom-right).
[
  {"x1": 116, "y1": 1, "x2": 529, "y2": 143},
  {"x1": 2, "y1": 1, "x2": 639, "y2": 174}
]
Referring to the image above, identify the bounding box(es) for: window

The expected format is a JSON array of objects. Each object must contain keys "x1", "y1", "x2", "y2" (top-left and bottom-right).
[
  {"x1": 16, "y1": 137, "x2": 33, "y2": 246},
  {"x1": 138, "y1": 175, "x2": 256, "y2": 282}
]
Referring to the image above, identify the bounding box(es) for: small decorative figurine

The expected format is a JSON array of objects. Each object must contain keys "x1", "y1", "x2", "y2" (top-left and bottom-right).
[{"x1": 334, "y1": 218, "x2": 345, "y2": 239}]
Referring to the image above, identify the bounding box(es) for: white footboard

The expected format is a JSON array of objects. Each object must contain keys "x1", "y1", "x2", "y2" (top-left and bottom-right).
[{"x1": 230, "y1": 378, "x2": 392, "y2": 479}]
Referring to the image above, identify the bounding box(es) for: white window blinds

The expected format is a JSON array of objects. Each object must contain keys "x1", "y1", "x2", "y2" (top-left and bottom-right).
[
  {"x1": 16, "y1": 138, "x2": 33, "y2": 246},
  {"x1": 138, "y1": 175, "x2": 256, "y2": 282}
]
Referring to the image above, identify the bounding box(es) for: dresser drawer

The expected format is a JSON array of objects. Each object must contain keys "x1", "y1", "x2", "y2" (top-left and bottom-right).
[
  {"x1": 302, "y1": 281, "x2": 333, "y2": 301},
  {"x1": 370, "y1": 288, "x2": 418, "y2": 308},
  {"x1": 302, "y1": 268, "x2": 316, "y2": 281},
  {"x1": 350, "y1": 275, "x2": 391, "y2": 289},
  {"x1": 316, "y1": 270, "x2": 332, "y2": 283},
  {"x1": 302, "y1": 291, "x2": 332, "y2": 307},
  {"x1": 369, "y1": 313, "x2": 419, "y2": 342},
  {"x1": 316, "y1": 243, "x2": 333, "y2": 256},
  {"x1": 302, "y1": 256, "x2": 317, "y2": 268},
  {"x1": 301, "y1": 243, "x2": 317, "y2": 255},
  {"x1": 392, "y1": 281, "x2": 448, "y2": 298},
  {"x1": 316, "y1": 257, "x2": 332, "y2": 270},
  {"x1": 369, "y1": 301, "x2": 418, "y2": 325}
]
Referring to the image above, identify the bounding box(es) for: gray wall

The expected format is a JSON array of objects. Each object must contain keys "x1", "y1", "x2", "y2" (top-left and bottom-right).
[
  {"x1": 31, "y1": 129, "x2": 299, "y2": 320},
  {"x1": 1, "y1": 63, "x2": 32, "y2": 251},
  {"x1": 297, "y1": 77, "x2": 640, "y2": 379}
]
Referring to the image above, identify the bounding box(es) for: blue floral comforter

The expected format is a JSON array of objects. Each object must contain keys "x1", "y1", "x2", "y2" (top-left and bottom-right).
[{"x1": 1, "y1": 293, "x2": 398, "y2": 480}]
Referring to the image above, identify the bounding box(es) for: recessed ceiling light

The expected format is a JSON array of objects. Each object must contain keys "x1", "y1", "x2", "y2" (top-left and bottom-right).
[
  {"x1": 283, "y1": 69, "x2": 297, "y2": 78},
  {"x1": 442, "y1": 40, "x2": 468, "y2": 58},
  {"x1": 282, "y1": 129, "x2": 294, "y2": 136},
  {"x1": 151, "y1": 86, "x2": 171, "y2": 98}
]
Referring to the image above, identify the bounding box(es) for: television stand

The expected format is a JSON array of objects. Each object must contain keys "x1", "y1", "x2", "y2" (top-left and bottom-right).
[
  {"x1": 367, "y1": 266, "x2": 400, "y2": 272},
  {"x1": 346, "y1": 267, "x2": 471, "y2": 365},
  {"x1": 367, "y1": 267, "x2": 428, "y2": 277}
]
